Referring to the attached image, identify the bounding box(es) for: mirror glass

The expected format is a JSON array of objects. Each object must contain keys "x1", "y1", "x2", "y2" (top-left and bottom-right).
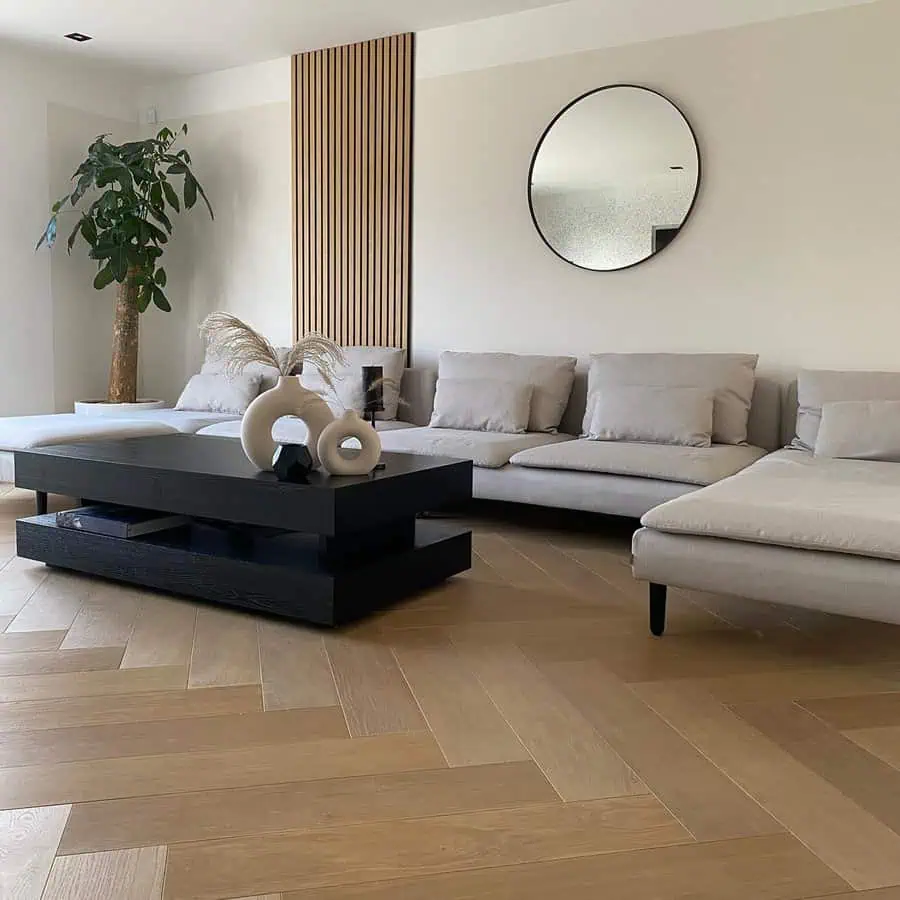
[{"x1": 529, "y1": 85, "x2": 700, "y2": 271}]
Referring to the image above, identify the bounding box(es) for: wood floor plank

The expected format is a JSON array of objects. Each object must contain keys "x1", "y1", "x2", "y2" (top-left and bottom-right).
[
  {"x1": 734, "y1": 700, "x2": 900, "y2": 837},
  {"x1": 280, "y1": 833, "x2": 847, "y2": 900},
  {"x1": 378, "y1": 580, "x2": 603, "y2": 629},
  {"x1": 635, "y1": 681, "x2": 900, "y2": 891},
  {"x1": 0, "y1": 664, "x2": 187, "y2": 702},
  {"x1": 60, "y1": 586, "x2": 142, "y2": 650},
  {"x1": 121, "y1": 595, "x2": 197, "y2": 669},
  {"x1": 258, "y1": 619, "x2": 337, "y2": 710},
  {"x1": 43, "y1": 846, "x2": 166, "y2": 900},
  {"x1": 471, "y1": 533, "x2": 566, "y2": 591},
  {"x1": 189, "y1": 606, "x2": 260, "y2": 688},
  {"x1": 0, "y1": 705, "x2": 347, "y2": 767},
  {"x1": 0, "y1": 557, "x2": 49, "y2": 616},
  {"x1": 163, "y1": 795, "x2": 689, "y2": 900},
  {"x1": 505, "y1": 535, "x2": 628, "y2": 608},
  {"x1": 392, "y1": 634, "x2": 530, "y2": 767},
  {"x1": 0, "y1": 646, "x2": 124, "y2": 677},
  {"x1": 61, "y1": 760, "x2": 557, "y2": 854},
  {"x1": 0, "y1": 629, "x2": 66, "y2": 653},
  {"x1": 798, "y1": 889, "x2": 900, "y2": 900},
  {"x1": 696, "y1": 669, "x2": 900, "y2": 705},
  {"x1": 0, "y1": 732, "x2": 445, "y2": 808},
  {"x1": 0, "y1": 805, "x2": 70, "y2": 900},
  {"x1": 541, "y1": 660, "x2": 782, "y2": 840},
  {"x1": 5, "y1": 571, "x2": 91, "y2": 632},
  {"x1": 846, "y1": 727, "x2": 900, "y2": 771},
  {"x1": 456, "y1": 641, "x2": 646, "y2": 801},
  {"x1": 803, "y1": 693, "x2": 900, "y2": 730},
  {"x1": 0, "y1": 684, "x2": 262, "y2": 732},
  {"x1": 326, "y1": 635, "x2": 425, "y2": 736}
]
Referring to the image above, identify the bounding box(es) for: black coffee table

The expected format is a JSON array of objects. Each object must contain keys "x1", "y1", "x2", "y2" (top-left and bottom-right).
[{"x1": 14, "y1": 434, "x2": 473, "y2": 626}]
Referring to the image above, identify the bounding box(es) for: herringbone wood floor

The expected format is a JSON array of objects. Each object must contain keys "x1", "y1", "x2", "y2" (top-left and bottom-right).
[{"x1": 3, "y1": 483, "x2": 900, "y2": 899}]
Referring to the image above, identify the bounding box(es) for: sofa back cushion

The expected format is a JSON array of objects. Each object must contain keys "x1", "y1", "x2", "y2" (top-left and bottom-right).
[
  {"x1": 815, "y1": 400, "x2": 900, "y2": 461},
  {"x1": 302, "y1": 346, "x2": 406, "y2": 420},
  {"x1": 437, "y1": 351, "x2": 576, "y2": 433},
  {"x1": 793, "y1": 369, "x2": 900, "y2": 451},
  {"x1": 587, "y1": 386, "x2": 714, "y2": 447},
  {"x1": 583, "y1": 353, "x2": 759, "y2": 445}
]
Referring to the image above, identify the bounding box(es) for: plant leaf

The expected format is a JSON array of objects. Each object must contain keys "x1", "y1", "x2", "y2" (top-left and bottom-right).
[
  {"x1": 155, "y1": 267, "x2": 167, "y2": 287},
  {"x1": 161, "y1": 179, "x2": 180, "y2": 212},
  {"x1": 184, "y1": 172, "x2": 197, "y2": 210},
  {"x1": 51, "y1": 195, "x2": 70, "y2": 214},
  {"x1": 152, "y1": 285, "x2": 171, "y2": 312},
  {"x1": 137, "y1": 283, "x2": 153, "y2": 313},
  {"x1": 149, "y1": 182, "x2": 163, "y2": 208},
  {"x1": 110, "y1": 246, "x2": 128, "y2": 282},
  {"x1": 93, "y1": 265, "x2": 114, "y2": 290},
  {"x1": 80, "y1": 217, "x2": 98, "y2": 245},
  {"x1": 67, "y1": 220, "x2": 82, "y2": 253}
]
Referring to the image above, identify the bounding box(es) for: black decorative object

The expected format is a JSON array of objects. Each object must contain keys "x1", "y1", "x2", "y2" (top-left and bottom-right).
[
  {"x1": 362, "y1": 365, "x2": 385, "y2": 430},
  {"x1": 272, "y1": 444, "x2": 314, "y2": 482}
]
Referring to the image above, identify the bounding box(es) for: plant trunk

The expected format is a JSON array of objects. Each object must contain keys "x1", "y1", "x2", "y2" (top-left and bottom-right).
[{"x1": 107, "y1": 268, "x2": 140, "y2": 404}]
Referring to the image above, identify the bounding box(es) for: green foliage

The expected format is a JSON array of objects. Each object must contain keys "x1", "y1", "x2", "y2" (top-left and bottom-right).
[{"x1": 36, "y1": 124, "x2": 213, "y2": 314}]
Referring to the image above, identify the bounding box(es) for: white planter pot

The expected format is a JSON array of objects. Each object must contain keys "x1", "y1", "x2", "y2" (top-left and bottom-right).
[
  {"x1": 74, "y1": 399, "x2": 167, "y2": 417},
  {"x1": 241, "y1": 375, "x2": 335, "y2": 471}
]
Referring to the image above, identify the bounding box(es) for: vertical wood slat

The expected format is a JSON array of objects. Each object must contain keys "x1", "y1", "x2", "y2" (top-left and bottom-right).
[{"x1": 292, "y1": 34, "x2": 413, "y2": 349}]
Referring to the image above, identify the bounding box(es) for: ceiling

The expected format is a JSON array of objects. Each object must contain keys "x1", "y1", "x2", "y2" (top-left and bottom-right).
[
  {"x1": 0, "y1": 0, "x2": 882, "y2": 78},
  {"x1": 0, "y1": 0, "x2": 571, "y2": 76}
]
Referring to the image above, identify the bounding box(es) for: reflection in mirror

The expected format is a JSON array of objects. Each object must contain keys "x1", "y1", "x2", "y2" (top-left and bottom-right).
[{"x1": 529, "y1": 85, "x2": 700, "y2": 272}]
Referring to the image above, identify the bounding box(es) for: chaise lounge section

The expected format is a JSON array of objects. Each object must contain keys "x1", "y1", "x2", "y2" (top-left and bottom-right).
[{"x1": 634, "y1": 369, "x2": 900, "y2": 632}]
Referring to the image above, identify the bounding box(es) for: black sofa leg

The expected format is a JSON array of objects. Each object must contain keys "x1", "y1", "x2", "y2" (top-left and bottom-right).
[
  {"x1": 35, "y1": 491, "x2": 48, "y2": 516},
  {"x1": 649, "y1": 583, "x2": 667, "y2": 637}
]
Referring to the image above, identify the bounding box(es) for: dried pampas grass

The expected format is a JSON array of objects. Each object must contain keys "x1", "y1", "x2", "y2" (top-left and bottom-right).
[{"x1": 199, "y1": 313, "x2": 345, "y2": 393}]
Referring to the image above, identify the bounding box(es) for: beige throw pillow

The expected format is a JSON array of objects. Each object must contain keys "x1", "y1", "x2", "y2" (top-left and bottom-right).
[
  {"x1": 430, "y1": 378, "x2": 534, "y2": 434},
  {"x1": 176, "y1": 373, "x2": 261, "y2": 415},
  {"x1": 437, "y1": 351, "x2": 576, "y2": 433},
  {"x1": 815, "y1": 400, "x2": 900, "y2": 461},
  {"x1": 587, "y1": 386, "x2": 714, "y2": 447},
  {"x1": 582, "y1": 353, "x2": 758, "y2": 445}
]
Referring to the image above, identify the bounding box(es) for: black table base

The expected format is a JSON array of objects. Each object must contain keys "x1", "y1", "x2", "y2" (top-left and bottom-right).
[{"x1": 17, "y1": 515, "x2": 470, "y2": 627}]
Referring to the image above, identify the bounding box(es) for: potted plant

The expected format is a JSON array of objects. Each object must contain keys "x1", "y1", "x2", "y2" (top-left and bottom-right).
[{"x1": 36, "y1": 125, "x2": 213, "y2": 410}]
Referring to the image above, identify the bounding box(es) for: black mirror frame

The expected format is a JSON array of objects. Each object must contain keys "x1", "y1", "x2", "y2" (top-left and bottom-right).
[{"x1": 527, "y1": 84, "x2": 702, "y2": 273}]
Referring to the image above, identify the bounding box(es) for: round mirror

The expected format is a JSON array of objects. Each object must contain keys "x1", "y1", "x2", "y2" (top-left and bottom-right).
[{"x1": 528, "y1": 85, "x2": 700, "y2": 272}]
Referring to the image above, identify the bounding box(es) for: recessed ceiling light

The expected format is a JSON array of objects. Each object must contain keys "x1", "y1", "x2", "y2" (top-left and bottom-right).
[
  {"x1": 64, "y1": 32, "x2": 93, "y2": 42},
  {"x1": 669, "y1": 165, "x2": 684, "y2": 171}
]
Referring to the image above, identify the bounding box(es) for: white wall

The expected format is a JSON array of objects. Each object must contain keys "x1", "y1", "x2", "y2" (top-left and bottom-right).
[
  {"x1": 138, "y1": 61, "x2": 292, "y2": 403},
  {"x1": 0, "y1": 44, "x2": 138, "y2": 416},
  {"x1": 412, "y1": 1, "x2": 900, "y2": 377}
]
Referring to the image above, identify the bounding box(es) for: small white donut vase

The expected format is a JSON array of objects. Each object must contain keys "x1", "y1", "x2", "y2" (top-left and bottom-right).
[
  {"x1": 317, "y1": 410, "x2": 382, "y2": 476},
  {"x1": 241, "y1": 375, "x2": 336, "y2": 471}
]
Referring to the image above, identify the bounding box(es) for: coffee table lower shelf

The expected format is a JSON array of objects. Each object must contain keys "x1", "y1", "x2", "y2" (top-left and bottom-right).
[{"x1": 16, "y1": 516, "x2": 472, "y2": 627}]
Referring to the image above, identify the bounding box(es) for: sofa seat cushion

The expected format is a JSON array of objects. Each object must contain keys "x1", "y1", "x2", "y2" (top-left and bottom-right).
[
  {"x1": 377, "y1": 427, "x2": 572, "y2": 468},
  {"x1": 510, "y1": 439, "x2": 766, "y2": 486},
  {"x1": 100, "y1": 409, "x2": 241, "y2": 434},
  {"x1": 196, "y1": 417, "x2": 416, "y2": 443},
  {"x1": 642, "y1": 448, "x2": 900, "y2": 561},
  {"x1": 0, "y1": 414, "x2": 177, "y2": 451}
]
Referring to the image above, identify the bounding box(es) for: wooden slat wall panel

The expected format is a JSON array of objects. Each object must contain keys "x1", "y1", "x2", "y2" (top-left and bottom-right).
[{"x1": 293, "y1": 34, "x2": 414, "y2": 348}]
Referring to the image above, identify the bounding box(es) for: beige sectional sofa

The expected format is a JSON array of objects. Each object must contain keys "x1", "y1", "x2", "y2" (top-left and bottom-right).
[
  {"x1": 634, "y1": 369, "x2": 900, "y2": 633},
  {"x1": 379, "y1": 352, "x2": 782, "y2": 518}
]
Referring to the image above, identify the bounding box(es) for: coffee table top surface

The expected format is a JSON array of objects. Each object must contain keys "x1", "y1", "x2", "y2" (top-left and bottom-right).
[
  {"x1": 19, "y1": 433, "x2": 467, "y2": 489},
  {"x1": 15, "y1": 434, "x2": 473, "y2": 535}
]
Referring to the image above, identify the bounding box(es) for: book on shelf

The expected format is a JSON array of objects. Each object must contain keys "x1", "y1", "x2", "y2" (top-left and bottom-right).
[{"x1": 55, "y1": 505, "x2": 189, "y2": 539}]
